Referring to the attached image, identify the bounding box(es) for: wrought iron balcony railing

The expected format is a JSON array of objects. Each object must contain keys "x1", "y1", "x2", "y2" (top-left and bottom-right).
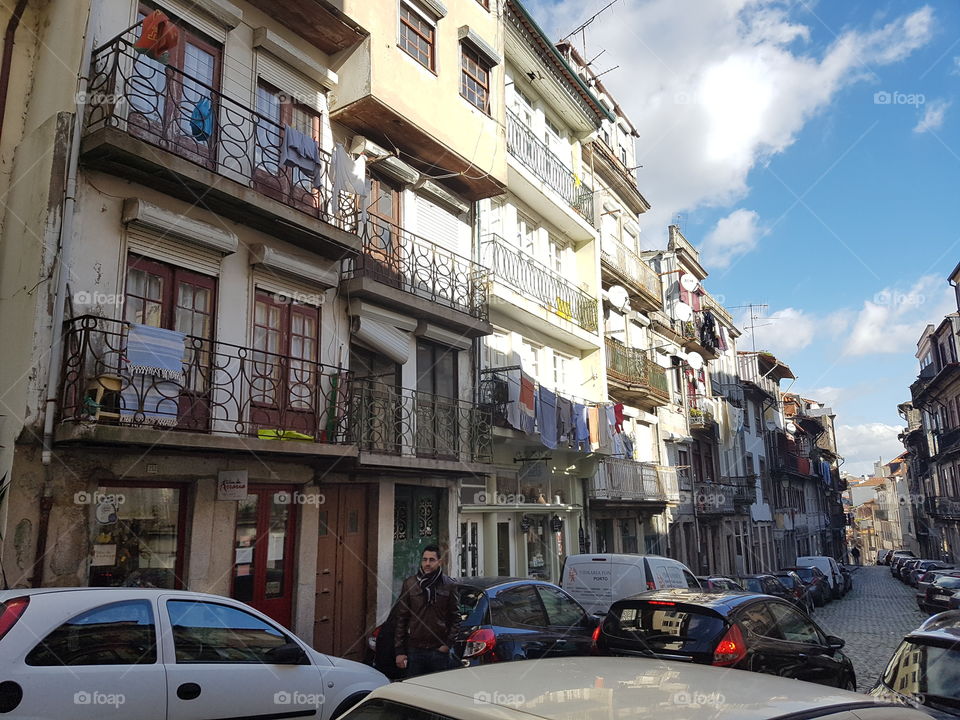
[
  {"x1": 347, "y1": 378, "x2": 491, "y2": 463},
  {"x1": 692, "y1": 481, "x2": 736, "y2": 515},
  {"x1": 934, "y1": 426, "x2": 960, "y2": 457},
  {"x1": 605, "y1": 338, "x2": 669, "y2": 400},
  {"x1": 481, "y1": 233, "x2": 598, "y2": 333},
  {"x1": 723, "y1": 475, "x2": 758, "y2": 505},
  {"x1": 506, "y1": 110, "x2": 594, "y2": 224},
  {"x1": 59, "y1": 316, "x2": 349, "y2": 444},
  {"x1": 84, "y1": 36, "x2": 359, "y2": 229},
  {"x1": 589, "y1": 458, "x2": 666, "y2": 502},
  {"x1": 342, "y1": 216, "x2": 490, "y2": 320},
  {"x1": 599, "y1": 236, "x2": 662, "y2": 307},
  {"x1": 927, "y1": 496, "x2": 960, "y2": 519}
]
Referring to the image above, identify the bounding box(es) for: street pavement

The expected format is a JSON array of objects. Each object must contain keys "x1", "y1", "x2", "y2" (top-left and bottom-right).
[{"x1": 811, "y1": 563, "x2": 927, "y2": 692}]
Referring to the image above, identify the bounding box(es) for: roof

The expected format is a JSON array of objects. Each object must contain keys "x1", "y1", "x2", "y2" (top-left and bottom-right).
[
  {"x1": 385, "y1": 657, "x2": 881, "y2": 720},
  {"x1": 912, "y1": 610, "x2": 960, "y2": 645},
  {"x1": 454, "y1": 576, "x2": 535, "y2": 590}
]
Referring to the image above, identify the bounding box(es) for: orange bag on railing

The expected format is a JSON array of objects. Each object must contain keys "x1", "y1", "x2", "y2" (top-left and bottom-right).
[{"x1": 134, "y1": 10, "x2": 179, "y2": 65}]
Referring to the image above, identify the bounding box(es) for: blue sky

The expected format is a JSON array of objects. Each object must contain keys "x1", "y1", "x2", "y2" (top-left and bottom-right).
[{"x1": 528, "y1": 0, "x2": 960, "y2": 475}]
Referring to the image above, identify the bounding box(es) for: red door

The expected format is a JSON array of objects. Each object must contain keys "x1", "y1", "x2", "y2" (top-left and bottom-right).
[{"x1": 231, "y1": 486, "x2": 298, "y2": 627}]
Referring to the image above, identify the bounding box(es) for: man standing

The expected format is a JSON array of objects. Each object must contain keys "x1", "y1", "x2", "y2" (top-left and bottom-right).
[
  {"x1": 851, "y1": 545, "x2": 861, "y2": 566},
  {"x1": 395, "y1": 545, "x2": 459, "y2": 677}
]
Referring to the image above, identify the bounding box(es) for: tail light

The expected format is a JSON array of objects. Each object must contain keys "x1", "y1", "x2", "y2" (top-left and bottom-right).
[
  {"x1": 463, "y1": 628, "x2": 496, "y2": 659},
  {"x1": 0, "y1": 597, "x2": 29, "y2": 642},
  {"x1": 646, "y1": 580, "x2": 656, "y2": 590},
  {"x1": 367, "y1": 626, "x2": 380, "y2": 651},
  {"x1": 712, "y1": 623, "x2": 746, "y2": 667},
  {"x1": 590, "y1": 622, "x2": 602, "y2": 653}
]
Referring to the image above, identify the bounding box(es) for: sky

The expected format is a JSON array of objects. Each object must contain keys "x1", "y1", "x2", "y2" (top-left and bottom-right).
[{"x1": 527, "y1": 0, "x2": 960, "y2": 477}]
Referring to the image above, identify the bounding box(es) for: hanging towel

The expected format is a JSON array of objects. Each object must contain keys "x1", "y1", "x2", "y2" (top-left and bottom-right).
[
  {"x1": 189, "y1": 96, "x2": 213, "y2": 142},
  {"x1": 613, "y1": 403, "x2": 625, "y2": 433},
  {"x1": 331, "y1": 143, "x2": 368, "y2": 194},
  {"x1": 588, "y1": 405, "x2": 600, "y2": 451},
  {"x1": 282, "y1": 124, "x2": 321, "y2": 175},
  {"x1": 519, "y1": 372, "x2": 536, "y2": 435},
  {"x1": 119, "y1": 375, "x2": 180, "y2": 426},
  {"x1": 538, "y1": 386, "x2": 558, "y2": 449},
  {"x1": 505, "y1": 368, "x2": 524, "y2": 432},
  {"x1": 124, "y1": 324, "x2": 186, "y2": 381},
  {"x1": 599, "y1": 404, "x2": 616, "y2": 454},
  {"x1": 573, "y1": 402, "x2": 589, "y2": 451},
  {"x1": 556, "y1": 396, "x2": 573, "y2": 446}
]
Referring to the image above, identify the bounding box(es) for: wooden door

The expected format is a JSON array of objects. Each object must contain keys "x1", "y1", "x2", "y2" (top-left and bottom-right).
[{"x1": 314, "y1": 485, "x2": 370, "y2": 660}]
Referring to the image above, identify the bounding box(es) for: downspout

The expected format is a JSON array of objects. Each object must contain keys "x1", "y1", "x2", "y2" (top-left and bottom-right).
[{"x1": 0, "y1": 0, "x2": 30, "y2": 147}]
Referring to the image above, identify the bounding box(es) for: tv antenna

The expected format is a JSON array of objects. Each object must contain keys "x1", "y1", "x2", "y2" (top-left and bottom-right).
[
  {"x1": 729, "y1": 303, "x2": 770, "y2": 353},
  {"x1": 560, "y1": 0, "x2": 621, "y2": 56}
]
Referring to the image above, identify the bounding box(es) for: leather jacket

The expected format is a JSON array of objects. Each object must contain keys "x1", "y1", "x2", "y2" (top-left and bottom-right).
[{"x1": 394, "y1": 574, "x2": 458, "y2": 654}]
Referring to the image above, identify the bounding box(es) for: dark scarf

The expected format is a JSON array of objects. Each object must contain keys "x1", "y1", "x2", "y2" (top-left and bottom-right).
[{"x1": 416, "y1": 567, "x2": 443, "y2": 605}]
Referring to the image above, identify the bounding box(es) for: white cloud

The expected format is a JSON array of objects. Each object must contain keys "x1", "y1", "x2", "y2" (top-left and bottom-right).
[
  {"x1": 836, "y1": 423, "x2": 904, "y2": 476},
  {"x1": 914, "y1": 98, "x2": 950, "y2": 134},
  {"x1": 527, "y1": 1, "x2": 934, "y2": 243},
  {"x1": 740, "y1": 307, "x2": 817, "y2": 355},
  {"x1": 700, "y1": 208, "x2": 767, "y2": 268}
]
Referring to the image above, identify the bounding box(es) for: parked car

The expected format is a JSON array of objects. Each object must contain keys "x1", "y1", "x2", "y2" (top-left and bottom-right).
[
  {"x1": 878, "y1": 549, "x2": 893, "y2": 565},
  {"x1": 920, "y1": 573, "x2": 960, "y2": 615},
  {"x1": 891, "y1": 551, "x2": 917, "y2": 577},
  {"x1": 696, "y1": 576, "x2": 743, "y2": 592},
  {"x1": 772, "y1": 570, "x2": 815, "y2": 614},
  {"x1": 899, "y1": 559, "x2": 924, "y2": 583},
  {"x1": 910, "y1": 560, "x2": 953, "y2": 587},
  {"x1": 949, "y1": 593, "x2": 960, "y2": 611},
  {"x1": 781, "y1": 565, "x2": 832, "y2": 606},
  {"x1": 342, "y1": 657, "x2": 929, "y2": 720},
  {"x1": 734, "y1": 574, "x2": 796, "y2": 605},
  {"x1": 797, "y1": 556, "x2": 844, "y2": 599},
  {"x1": 870, "y1": 610, "x2": 960, "y2": 719},
  {"x1": 0, "y1": 588, "x2": 388, "y2": 720},
  {"x1": 594, "y1": 589, "x2": 856, "y2": 690},
  {"x1": 560, "y1": 554, "x2": 700, "y2": 616},
  {"x1": 917, "y1": 569, "x2": 959, "y2": 610}
]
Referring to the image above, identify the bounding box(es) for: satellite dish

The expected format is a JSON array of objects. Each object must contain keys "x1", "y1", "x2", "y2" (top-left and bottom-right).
[
  {"x1": 785, "y1": 421, "x2": 797, "y2": 434},
  {"x1": 675, "y1": 302, "x2": 693, "y2": 321},
  {"x1": 686, "y1": 351, "x2": 704, "y2": 370},
  {"x1": 607, "y1": 285, "x2": 629, "y2": 311},
  {"x1": 680, "y1": 273, "x2": 700, "y2": 292}
]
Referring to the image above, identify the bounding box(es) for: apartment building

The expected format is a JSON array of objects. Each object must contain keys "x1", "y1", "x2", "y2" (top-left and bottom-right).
[{"x1": 898, "y1": 400, "x2": 935, "y2": 557}]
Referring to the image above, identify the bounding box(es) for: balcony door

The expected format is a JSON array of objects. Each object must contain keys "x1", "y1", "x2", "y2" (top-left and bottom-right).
[
  {"x1": 351, "y1": 344, "x2": 401, "y2": 454},
  {"x1": 123, "y1": 255, "x2": 215, "y2": 430},
  {"x1": 249, "y1": 291, "x2": 321, "y2": 438},
  {"x1": 416, "y1": 341, "x2": 458, "y2": 459},
  {"x1": 129, "y1": 5, "x2": 221, "y2": 167},
  {"x1": 364, "y1": 174, "x2": 403, "y2": 286}
]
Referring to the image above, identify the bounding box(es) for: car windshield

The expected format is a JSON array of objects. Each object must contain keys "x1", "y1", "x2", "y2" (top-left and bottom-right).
[
  {"x1": 933, "y1": 577, "x2": 960, "y2": 590},
  {"x1": 883, "y1": 640, "x2": 960, "y2": 706},
  {"x1": 791, "y1": 568, "x2": 814, "y2": 581},
  {"x1": 741, "y1": 578, "x2": 764, "y2": 593},
  {"x1": 604, "y1": 602, "x2": 727, "y2": 654}
]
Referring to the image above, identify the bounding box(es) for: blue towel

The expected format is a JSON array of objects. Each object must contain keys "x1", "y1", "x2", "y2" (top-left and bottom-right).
[
  {"x1": 125, "y1": 324, "x2": 186, "y2": 381},
  {"x1": 538, "y1": 386, "x2": 558, "y2": 449},
  {"x1": 190, "y1": 96, "x2": 213, "y2": 141},
  {"x1": 573, "y1": 402, "x2": 589, "y2": 451}
]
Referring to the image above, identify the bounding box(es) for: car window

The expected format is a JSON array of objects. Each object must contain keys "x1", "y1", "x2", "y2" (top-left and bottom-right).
[
  {"x1": 342, "y1": 698, "x2": 457, "y2": 720},
  {"x1": 604, "y1": 602, "x2": 726, "y2": 653},
  {"x1": 456, "y1": 587, "x2": 486, "y2": 624},
  {"x1": 536, "y1": 586, "x2": 587, "y2": 627},
  {"x1": 776, "y1": 575, "x2": 796, "y2": 590},
  {"x1": 741, "y1": 578, "x2": 763, "y2": 593},
  {"x1": 167, "y1": 600, "x2": 291, "y2": 663},
  {"x1": 682, "y1": 570, "x2": 700, "y2": 589},
  {"x1": 767, "y1": 602, "x2": 824, "y2": 644},
  {"x1": 934, "y1": 576, "x2": 960, "y2": 590},
  {"x1": 26, "y1": 600, "x2": 156, "y2": 666},
  {"x1": 492, "y1": 586, "x2": 548, "y2": 627},
  {"x1": 763, "y1": 578, "x2": 782, "y2": 594},
  {"x1": 736, "y1": 603, "x2": 781, "y2": 639}
]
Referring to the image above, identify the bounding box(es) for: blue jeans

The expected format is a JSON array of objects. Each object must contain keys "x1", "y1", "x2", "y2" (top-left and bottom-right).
[{"x1": 406, "y1": 649, "x2": 453, "y2": 678}]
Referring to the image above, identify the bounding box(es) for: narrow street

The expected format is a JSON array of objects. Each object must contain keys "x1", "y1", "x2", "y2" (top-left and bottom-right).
[{"x1": 812, "y1": 565, "x2": 928, "y2": 691}]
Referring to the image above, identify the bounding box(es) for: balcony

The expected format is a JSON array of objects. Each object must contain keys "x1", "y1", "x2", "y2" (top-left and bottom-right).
[
  {"x1": 341, "y1": 216, "x2": 492, "y2": 338},
  {"x1": 934, "y1": 426, "x2": 960, "y2": 458},
  {"x1": 737, "y1": 355, "x2": 779, "y2": 400},
  {"x1": 482, "y1": 233, "x2": 599, "y2": 335},
  {"x1": 589, "y1": 458, "x2": 667, "y2": 504},
  {"x1": 347, "y1": 379, "x2": 491, "y2": 470},
  {"x1": 81, "y1": 36, "x2": 361, "y2": 258},
  {"x1": 57, "y1": 316, "x2": 355, "y2": 458},
  {"x1": 693, "y1": 481, "x2": 736, "y2": 516},
  {"x1": 506, "y1": 111, "x2": 594, "y2": 226},
  {"x1": 723, "y1": 475, "x2": 759, "y2": 506},
  {"x1": 600, "y1": 237, "x2": 662, "y2": 311},
  {"x1": 927, "y1": 496, "x2": 960, "y2": 520},
  {"x1": 605, "y1": 338, "x2": 669, "y2": 407},
  {"x1": 688, "y1": 398, "x2": 717, "y2": 434}
]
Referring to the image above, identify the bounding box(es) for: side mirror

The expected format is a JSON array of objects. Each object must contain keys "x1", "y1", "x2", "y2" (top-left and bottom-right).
[
  {"x1": 265, "y1": 642, "x2": 310, "y2": 665},
  {"x1": 826, "y1": 636, "x2": 845, "y2": 650}
]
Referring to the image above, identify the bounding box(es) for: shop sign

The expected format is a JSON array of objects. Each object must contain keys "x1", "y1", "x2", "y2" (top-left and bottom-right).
[{"x1": 217, "y1": 470, "x2": 248, "y2": 500}]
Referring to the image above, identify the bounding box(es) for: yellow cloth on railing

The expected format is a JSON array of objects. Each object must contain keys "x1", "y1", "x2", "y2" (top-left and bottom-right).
[{"x1": 258, "y1": 429, "x2": 314, "y2": 441}]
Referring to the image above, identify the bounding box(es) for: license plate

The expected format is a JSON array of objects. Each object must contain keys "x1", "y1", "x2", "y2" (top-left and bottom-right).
[{"x1": 935, "y1": 593, "x2": 952, "y2": 601}]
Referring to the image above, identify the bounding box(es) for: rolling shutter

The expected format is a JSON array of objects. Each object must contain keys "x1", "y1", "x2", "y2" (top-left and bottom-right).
[
  {"x1": 255, "y1": 51, "x2": 327, "y2": 115},
  {"x1": 415, "y1": 194, "x2": 465, "y2": 254},
  {"x1": 125, "y1": 225, "x2": 223, "y2": 277}
]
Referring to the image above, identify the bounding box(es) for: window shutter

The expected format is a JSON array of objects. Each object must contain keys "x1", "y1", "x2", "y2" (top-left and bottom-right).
[
  {"x1": 256, "y1": 50, "x2": 327, "y2": 115},
  {"x1": 153, "y1": 0, "x2": 231, "y2": 42},
  {"x1": 125, "y1": 225, "x2": 222, "y2": 276},
  {"x1": 251, "y1": 269, "x2": 326, "y2": 307},
  {"x1": 415, "y1": 193, "x2": 466, "y2": 255}
]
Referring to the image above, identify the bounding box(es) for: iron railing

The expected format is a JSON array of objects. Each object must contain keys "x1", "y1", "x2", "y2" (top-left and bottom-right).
[
  {"x1": 935, "y1": 426, "x2": 960, "y2": 457},
  {"x1": 59, "y1": 316, "x2": 349, "y2": 443},
  {"x1": 85, "y1": 36, "x2": 359, "y2": 229},
  {"x1": 589, "y1": 458, "x2": 666, "y2": 502},
  {"x1": 692, "y1": 481, "x2": 736, "y2": 515},
  {"x1": 506, "y1": 110, "x2": 594, "y2": 224},
  {"x1": 605, "y1": 338, "x2": 669, "y2": 400},
  {"x1": 342, "y1": 216, "x2": 490, "y2": 320},
  {"x1": 599, "y1": 236, "x2": 662, "y2": 306},
  {"x1": 482, "y1": 233, "x2": 598, "y2": 332},
  {"x1": 723, "y1": 475, "x2": 758, "y2": 505},
  {"x1": 347, "y1": 379, "x2": 491, "y2": 463},
  {"x1": 688, "y1": 397, "x2": 716, "y2": 430},
  {"x1": 927, "y1": 496, "x2": 960, "y2": 519}
]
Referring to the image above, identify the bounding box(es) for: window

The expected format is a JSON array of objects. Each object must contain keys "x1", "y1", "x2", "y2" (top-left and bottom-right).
[
  {"x1": 493, "y1": 585, "x2": 548, "y2": 627},
  {"x1": 754, "y1": 402, "x2": 763, "y2": 432},
  {"x1": 620, "y1": 146, "x2": 627, "y2": 166},
  {"x1": 737, "y1": 602, "x2": 778, "y2": 638},
  {"x1": 399, "y1": 2, "x2": 436, "y2": 71},
  {"x1": 537, "y1": 586, "x2": 587, "y2": 627},
  {"x1": 745, "y1": 453, "x2": 755, "y2": 477},
  {"x1": 167, "y1": 600, "x2": 291, "y2": 663},
  {"x1": 517, "y1": 213, "x2": 538, "y2": 255},
  {"x1": 483, "y1": 330, "x2": 510, "y2": 369},
  {"x1": 743, "y1": 400, "x2": 751, "y2": 430},
  {"x1": 417, "y1": 341, "x2": 460, "y2": 458},
  {"x1": 512, "y1": 87, "x2": 534, "y2": 126},
  {"x1": 553, "y1": 350, "x2": 574, "y2": 392},
  {"x1": 547, "y1": 235, "x2": 568, "y2": 275},
  {"x1": 767, "y1": 602, "x2": 823, "y2": 645},
  {"x1": 460, "y1": 44, "x2": 491, "y2": 113},
  {"x1": 27, "y1": 601, "x2": 156, "y2": 665},
  {"x1": 520, "y1": 339, "x2": 541, "y2": 379}
]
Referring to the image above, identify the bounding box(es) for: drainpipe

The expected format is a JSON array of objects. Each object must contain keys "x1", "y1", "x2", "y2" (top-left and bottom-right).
[{"x1": 0, "y1": 0, "x2": 30, "y2": 147}]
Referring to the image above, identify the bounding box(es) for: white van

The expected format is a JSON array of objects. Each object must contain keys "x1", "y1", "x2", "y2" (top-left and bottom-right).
[
  {"x1": 560, "y1": 554, "x2": 700, "y2": 616},
  {"x1": 796, "y1": 555, "x2": 843, "y2": 599}
]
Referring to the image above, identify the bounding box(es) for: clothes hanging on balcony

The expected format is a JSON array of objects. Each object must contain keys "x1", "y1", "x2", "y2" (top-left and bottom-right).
[
  {"x1": 588, "y1": 405, "x2": 600, "y2": 451},
  {"x1": 717, "y1": 325, "x2": 729, "y2": 352},
  {"x1": 556, "y1": 395, "x2": 573, "y2": 446},
  {"x1": 519, "y1": 371, "x2": 536, "y2": 435},
  {"x1": 189, "y1": 97, "x2": 214, "y2": 142},
  {"x1": 613, "y1": 403, "x2": 625, "y2": 433},
  {"x1": 124, "y1": 324, "x2": 186, "y2": 381},
  {"x1": 282, "y1": 124, "x2": 321, "y2": 177},
  {"x1": 538, "y1": 386, "x2": 558, "y2": 449},
  {"x1": 119, "y1": 376, "x2": 180, "y2": 426},
  {"x1": 331, "y1": 142, "x2": 368, "y2": 198},
  {"x1": 599, "y1": 404, "x2": 616, "y2": 454},
  {"x1": 573, "y1": 402, "x2": 589, "y2": 450},
  {"x1": 504, "y1": 368, "x2": 523, "y2": 432}
]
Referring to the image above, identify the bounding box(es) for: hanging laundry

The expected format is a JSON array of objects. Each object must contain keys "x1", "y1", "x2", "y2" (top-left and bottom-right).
[
  {"x1": 588, "y1": 405, "x2": 601, "y2": 451},
  {"x1": 189, "y1": 97, "x2": 213, "y2": 142},
  {"x1": 282, "y1": 124, "x2": 321, "y2": 176},
  {"x1": 519, "y1": 371, "x2": 536, "y2": 435},
  {"x1": 331, "y1": 143, "x2": 367, "y2": 194},
  {"x1": 622, "y1": 435, "x2": 635, "y2": 460},
  {"x1": 134, "y1": 10, "x2": 179, "y2": 65},
  {"x1": 573, "y1": 402, "x2": 589, "y2": 451},
  {"x1": 599, "y1": 404, "x2": 616, "y2": 454},
  {"x1": 556, "y1": 395, "x2": 573, "y2": 446},
  {"x1": 538, "y1": 386, "x2": 558, "y2": 450},
  {"x1": 504, "y1": 368, "x2": 523, "y2": 432},
  {"x1": 613, "y1": 403, "x2": 625, "y2": 433}
]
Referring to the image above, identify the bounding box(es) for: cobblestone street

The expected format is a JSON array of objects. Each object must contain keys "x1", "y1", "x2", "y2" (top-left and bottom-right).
[{"x1": 811, "y1": 564, "x2": 928, "y2": 691}]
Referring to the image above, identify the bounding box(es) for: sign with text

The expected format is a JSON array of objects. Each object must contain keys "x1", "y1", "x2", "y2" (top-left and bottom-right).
[{"x1": 217, "y1": 470, "x2": 248, "y2": 501}]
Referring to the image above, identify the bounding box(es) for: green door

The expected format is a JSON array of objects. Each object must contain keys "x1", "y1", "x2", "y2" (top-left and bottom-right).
[{"x1": 393, "y1": 485, "x2": 442, "y2": 597}]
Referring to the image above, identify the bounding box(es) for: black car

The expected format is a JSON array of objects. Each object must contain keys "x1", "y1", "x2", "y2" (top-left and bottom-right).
[
  {"x1": 910, "y1": 560, "x2": 954, "y2": 587},
  {"x1": 773, "y1": 570, "x2": 815, "y2": 614},
  {"x1": 595, "y1": 589, "x2": 855, "y2": 689},
  {"x1": 696, "y1": 576, "x2": 743, "y2": 592},
  {"x1": 870, "y1": 610, "x2": 960, "y2": 718},
  {"x1": 781, "y1": 565, "x2": 831, "y2": 606},
  {"x1": 921, "y1": 573, "x2": 960, "y2": 615},
  {"x1": 735, "y1": 574, "x2": 796, "y2": 605}
]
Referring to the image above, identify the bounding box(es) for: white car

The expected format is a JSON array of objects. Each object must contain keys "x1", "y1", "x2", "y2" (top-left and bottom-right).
[
  {"x1": 341, "y1": 657, "x2": 931, "y2": 720},
  {"x1": 0, "y1": 587, "x2": 387, "y2": 719}
]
